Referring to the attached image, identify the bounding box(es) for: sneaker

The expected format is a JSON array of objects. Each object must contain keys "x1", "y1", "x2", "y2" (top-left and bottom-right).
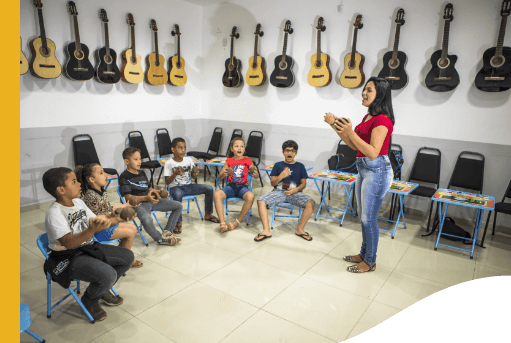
[
  {"x1": 159, "y1": 233, "x2": 181, "y2": 246},
  {"x1": 84, "y1": 301, "x2": 107, "y2": 321},
  {"x1": 100, "y1": 291, "x2": 124, "y2": 306}
]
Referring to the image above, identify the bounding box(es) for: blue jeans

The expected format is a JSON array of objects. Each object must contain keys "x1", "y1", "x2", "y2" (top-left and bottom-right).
[
  {"x1": 168, "y1": 183, "x2": 214, "y2": 222},
  {"x1": 134, "y1": 199, "x2": 183, "y2": 242},
  {"x1": 355, "y1": 155, "x2": 393, "y2": 265}
]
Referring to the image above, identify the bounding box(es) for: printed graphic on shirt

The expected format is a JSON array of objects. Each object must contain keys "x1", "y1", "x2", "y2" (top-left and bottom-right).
[
  {"x1": 127, "y1": 179, "x2": 149, "y2": 188},
  {"x1": 66, "y1": 209, "x2": 88, "y2": 233},
  {"x1": 232, "y1": 164, "x2": 245, "y2": 183},
  {"x1": 173, "y1": 165, "x2": 191, "y2": 185}
]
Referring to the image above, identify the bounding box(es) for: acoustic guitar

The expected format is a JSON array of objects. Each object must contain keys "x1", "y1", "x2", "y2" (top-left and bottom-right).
[
  {"x1": 222, "y1": 26, "x2": 242, "y2": 87},
  {"x1": 64, "y1": 1, "x2": 94, "y2": 81},
  {"x1": 377, "y1": 9, "x2": 408, "y2": 90},
  {"x1": 21, "y1": 37, "x2": 29, "y2": 75},
  {"x1": 425, "y1": 3, "x2": 460, "y2": 92},
  {"x1": 29, "y1": 0, "x2": 61, "y2": 79},
  {"x1": 95, "y1": 9, "x2": 120, "y2": 84},
  {"x1": 270, "y1": 20, "x2": 294, "y2": 88},
  {"x1": 340, "y1": 15, "x2": 365, "y2": 88},
  {"x1": 121, "y1": 13, "x2": 144, "y2": 84},
  {"x1": 308, "y1": 17, "x2": 331, "y2": 87},
  {"x1": 246, "y1": 24, "x2": 266, "y2": 86},
  {"x1": 475, "y1": 0, "x2": 511, "y2": 92},
  {"x1": 147, "y1": 19, "x2": 168, "y2": 85},
  {"x1": 169, "y1": 24, "x2": 187, "y2": 86}
]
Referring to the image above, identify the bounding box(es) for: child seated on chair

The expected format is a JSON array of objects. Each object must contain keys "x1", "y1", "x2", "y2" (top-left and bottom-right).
[
  {"x1": 119, "y1": 147, "x2": 182, "y2": 246},
  {"x1": 214, "y1": 137, "x2": 259, "y2": 233},
  {"x1": 75, "y1": 163, "x2": 143, "y2": 268},
  {"x1": 255, "y1": 140, "x2": 315, "y2": 242},
  {"x1": 42, "y1": 167, "x2": 134, "y2": 322},
  {"x1": 164, "y1": 138, "x2": 219, "y2": 234}
]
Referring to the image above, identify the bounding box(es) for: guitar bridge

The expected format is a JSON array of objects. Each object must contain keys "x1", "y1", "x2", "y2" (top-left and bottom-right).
[
  {"x1": 344, "y1": 76, "x2": 357, "y2": 79},
  {"x1": 152, "y1": 75, "x2": 164, "y2": 77},
  {"x1": 174, "y1": 75, "x2": 184, "y2": 79},
  {"x1": 434, "y1": 77, "x2": 451, "y2": 81},
  {"x1": 103, "y1": 72, "x2": 116, "y2": 75},
  {"x1": 484, "y1": 76, "x2": 505, "y2": 81},
  {"x1": 385, "y1": 76, "x2": 400, "y2": 80},
  {"x1": 312, "y1": 75, "x2": 325, "y2": 78},
  {"x1": 276, "y1": 76, "x2": 288, "y2": 80},
  {"x1": 73, "y1": 68, "x2": 89, "y2": 71},
  {"x1": 129, "y1": 72, "x2": 140, "y2": 75},
  {"x1": 249, "y1": 76, "x2": 259, "y2": 78},
  {"x1": 39, "y1": 64, "x2": 56, "y2": 68}
]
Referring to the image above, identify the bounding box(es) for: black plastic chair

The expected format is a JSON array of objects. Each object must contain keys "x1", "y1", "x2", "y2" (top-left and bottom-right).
[
  {"x1": 407, "y1": 147, "x2": 441, "y2": 232},
  {"x1": 448, "y1": 151, "x2": 485, "y2": 192},
  {"x1": 482, "y1": 179, "x2": 511, "y2": 244},
  {"x1": 324, "y1": 140, "x2": 357, "y2": 201},
  {"x1": 155, "y1": 128, "x2": 172, "y2": 186},
  {"x1": 72, "y1": 134, "x2": 118, "y2": 176},
  {"x1": 187, "y1": 127, "x2": 223, "y2": 181},
  {"x1": 245, "y1": 131, "x2": 264, "y2": 187},
  {"x1": 128, "y1": 131, "x2": 162, "y2": 188}
]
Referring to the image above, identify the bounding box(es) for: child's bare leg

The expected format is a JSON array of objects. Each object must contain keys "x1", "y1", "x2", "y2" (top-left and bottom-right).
[
  {"x1": 256, "y1": 200, "x2": 272, "y2": 237},
  {"x1": 110, "y1": 222, "x2": 142, "y2": 267},
  {"x1": 296, "y1": 201, "x2": 315, "y2": 236},
  {"x1": 228, "y1": 192, "x2": 255, "y2": 230},
  {"x1": 214, "y1": 190, "x2": 228, "y2": 233}
]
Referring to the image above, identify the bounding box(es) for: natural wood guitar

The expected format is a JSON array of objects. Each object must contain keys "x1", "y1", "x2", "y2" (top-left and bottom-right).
[
  {"x1": 64, "y1": 1, "x2": 94, "y2": 81},
  {"x1": 121, "y1": 13, "x2": 144, "y2": 84},
  {"x1": 169, "y1": 24, "x2": 187, "y2": 86},
  {"x1": 246, "y1": 24, "x2": 266, "y2": 86},
  {"x1": 21, "y1": 37, "x2": 29, "y2": 75},
  {"x1": 270, "y1": 20, "x2": 295, "y2": 88},
  {"x1": 340, "y1": 15, "x2": 365, "y2": 88},
  {"x1": 222, "y1": 26, "x2": 242, "y2": 87},
  {"x1": 307, "y1": 17, "x2": 331, "y2": 87},
  {"x1": 95, "y1": 9, "x2": 121, "y2": 84},
  {"x1": 29, "y1": 0, "x2": 61, "y2": 79},
  {"x1": 147, "y1": 19, "x2": 168, "y2": 85}
]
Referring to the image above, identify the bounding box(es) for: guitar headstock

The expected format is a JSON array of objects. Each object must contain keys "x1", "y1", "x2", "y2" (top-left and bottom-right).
[
  {"x1": 354, "y1": 14, "x2": 363, "y2": 29},
  {"x1": 395, "y1": 9, "x2": 405, "y2": 26},
  {"x1": 171, "y1": 24, "x2": 181, "y2": 36},
  {"x1": 32, "y1": 0, "x2": 42, "y2": 9},
  {"x1": 99, "y1": 9, "x2": 108, "y2": 23},
  {"x1": 317, "y1": 17, "x2": 326, "y2": 32},
  {"x1": 443, "y1": 3, "x2": 454, "y2": 22},
  {"x1": 67, "y1": 1, "x2": 78, "y2": 16},
  {"x1": 231, "y1": 26, "x2": 239, "y2": 39},
  {"x1": 255, "y1": 23, "x2": 264, "y2": 37},
  {"x1": 502, "y1": 0, "x2": 511, "y2": 16},
  {"x1": 150, "y1": 19, "x2": 158, "y2": 31},
  {"x1": 284, "y1": 20, "x2": 294, "y2": 34}
]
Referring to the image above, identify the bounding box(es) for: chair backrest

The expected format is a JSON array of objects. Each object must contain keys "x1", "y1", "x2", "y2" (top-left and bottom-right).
[
  {"x1": 207, "y1": 127, "x2": 223, "y2": 154},
  {"x1": 245, "y1": 131, "x2": 263, "y2": 162},
  {"x1": 503, "y1": 179, "x2": 511, "y2": 201},
  {"x1": 389, "y1": 143, "x2": 404, "y2": 179},
  {"x1": 72, "y1": 134, "x2": 101, "y2": 167},
  {"x1": 128, "y1": 131, "x2": 151, "y2": 160},
  {"x1": 37, "y1": 232, "x2": 50, "y2": 259},
  {"x1": 409, "y1": 147, "x2": 441, "y2": 185},
  {"x1": 225, "y1": 129, "x2": 243, "y2": 155},
  {"x1": 156, "y1": 128, "x2": 172, "y2": 157},
  {"x1": 448, "y1": 151, "x2": 485, "y2": 193}
]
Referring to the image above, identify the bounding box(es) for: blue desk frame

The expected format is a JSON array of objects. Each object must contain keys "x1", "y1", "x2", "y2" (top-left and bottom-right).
[
  {"x1": 377, "y1": 181, "x2": 418, "y2": 238},
  {"x1": 203, "y1": 158, "x2": 227, "y2": 191}
]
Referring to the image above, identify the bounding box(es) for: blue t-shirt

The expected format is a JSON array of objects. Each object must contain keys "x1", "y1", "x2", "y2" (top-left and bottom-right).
[{"x1": 270, "y1": 161, "x2": 308, "y2": 190}]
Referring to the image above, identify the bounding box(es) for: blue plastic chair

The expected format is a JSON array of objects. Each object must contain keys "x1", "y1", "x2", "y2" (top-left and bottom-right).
[
  {"x1": 36, "y1": 233, "x2": 118, "y2": 324},
  {"x1": 165, "y1": 181, "x2": 204, "y2": 221},
  {"x1": 271, "y1": 202, "x2": 302, "y2": 229},
  {"x1": 20, "y1": 303, "x2": 45, "y2": 342},
  {"x1": 224, "y1": 175, "x2": 253, "y2": 225}
]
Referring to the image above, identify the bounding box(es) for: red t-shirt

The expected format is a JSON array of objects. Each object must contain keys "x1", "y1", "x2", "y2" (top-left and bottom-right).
[
  {"x1": 226, "y1": 157, "x2": 253, "y2": 183},
  {"x1": 354, "y1": 114, "x2": 393, "y2": 157}
]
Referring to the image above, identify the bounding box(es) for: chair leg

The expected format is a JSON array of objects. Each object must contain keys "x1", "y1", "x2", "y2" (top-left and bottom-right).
[
  {"x1": 481, "y1": 211, "x2": 493, "y2": 247},
  {"x1": 46, "y1": 274, "x2": 51, "y2": 318},
  {"x1": 388, "y1": 193, "x2": 395, "y2": 221},
  {"x1": 76, "y1": 280, "x2": 80, "y2": 294},
  {"x1": 271, "y1": 206, "x2": 276, "y2": 229},
  {"x1": 492, "y1": 212, "x2": 498, "y2": 235},
  {"x1": 256, "y1": 165, "x2": 263, "y2": 187},
  {"x1": 25, "y1": 329, "x2": 45, "y2": 343},
  {"x1": 68, "y1": 286, "x2": 95, "y2": 323},
  {"x1": 156, "y1": 168, "x2": 164, "y2": 186},
  {"x1": 426, "y1": 201, "x2": 434, "y2": 232},
  {"x1": 152, "y1": 212, "x2": 164, "y2": 231},
  {"x1": 195, "y1": 197, "x2": 203, "y2": 220}
]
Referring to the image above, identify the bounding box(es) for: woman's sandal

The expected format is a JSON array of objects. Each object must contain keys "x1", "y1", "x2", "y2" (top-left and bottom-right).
[
  {"x1": 173, "y1": 225, "x2": 182, "y2": 234},
  {"x1": 347, "y1": 261, "x2": 376, "y2": 274},
  {"x1": 131, "y1": 260, "x2": 143, "y2": 268},
  {"x1": 343, "y1": 255, "x2": 363, "y2": 263},
  {"x1": 227, "y1": 219, "x2": 241, "y2": 231},
  {"x1": 219, "y1": 222, "x2": 229, "y2": 234},
  {"x1": 204, "y1": 215, "x2": 220, "y2": 223}
]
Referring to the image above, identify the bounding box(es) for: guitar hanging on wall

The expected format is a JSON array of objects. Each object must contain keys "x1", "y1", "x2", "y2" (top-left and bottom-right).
[
  {"x1": 29, "y1": 0, "x2": 61, "y2": 79},
  {"x1": 270, "y1": 20, "x2": 294, "y2": 88},
  {"x1": 308, "y1": 17, "x2": 331, "y2": 87},
  {"x1": 246, "y1": 24, "x2": 266, "y2": 86},
  {"x1": 425, "y1": 3, "x2": 460, "y2": 92},
  {"x1": 21, "y1": 37, "x2": 29, "y2": 75},
  {"x1": 121, "y1": 13, "x2": 144, "y2": 84},
  {"x1": 377, "y1": 9, "x2": 408, "y2": 90},
  {"x1": 475, "y1": 0, "x2": 511, "y2": 92},
  {"x1": 147, "y1": 19, "x2": 168, "y2": 85},
  {"x1": 169, "y1": 24, "x2": 187, "y2": 86},
  {"x1": 222, "y1": 26, "x2": 242, "y2": 87},
  {"x1": 95, "y1": 9, "x2": 121, "y2": 84},
  {"x1": 64, "y1": 1, "x2": 94, "y2": 81},
  {"x1": 340, "y1": 14, "x2": 365, "y2": 88}
]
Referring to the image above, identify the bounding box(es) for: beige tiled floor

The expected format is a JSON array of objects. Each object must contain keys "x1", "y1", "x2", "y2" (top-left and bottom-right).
[{"x1": 20, "y1": 178, "x2": 511, "y2": 342}]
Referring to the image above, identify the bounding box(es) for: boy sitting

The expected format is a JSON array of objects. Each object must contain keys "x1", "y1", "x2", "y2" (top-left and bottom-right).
[
  {"x1": 164, "y1": 138, "x2": 219, "y2": 234},
  {"x1": 255, "y1": 140, "x2": 315, "y2": 242},
  {"x1": 119, "y1": 147, "x2": 182, "y2": 245},
  {"x1": 42, "y1": 167, "x2": 134, "y2": 322}
]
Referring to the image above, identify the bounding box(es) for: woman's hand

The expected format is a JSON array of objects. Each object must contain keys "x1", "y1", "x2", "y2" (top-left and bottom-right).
[
  {"x1": 334, "y1": 117, "x2": 353, "y2": 136},
  {"x1": 324, "y1": 112, "x2": 336, "y2": 125}
]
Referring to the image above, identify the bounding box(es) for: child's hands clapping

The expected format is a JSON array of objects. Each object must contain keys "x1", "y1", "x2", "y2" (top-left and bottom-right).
[
  {"x1": 324, "y1": 112, "x2": 337, "y2": 125},
  {"x1": 174, "y1": 167, "x2": 184, "y2": 176},
  {"x1": 249, "y1": 165, "x2": 258, "y2": 178},
  {"x1": 225, "y1": 166, "x2": 234, "y2": 175},
  {"x1": 90, "y1": 215, "x2": 111, "y2": 232}
]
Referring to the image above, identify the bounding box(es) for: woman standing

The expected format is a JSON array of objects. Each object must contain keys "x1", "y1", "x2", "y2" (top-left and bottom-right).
[{"x1": 324, "y1": 77, "x2": 394, "y2": 273}]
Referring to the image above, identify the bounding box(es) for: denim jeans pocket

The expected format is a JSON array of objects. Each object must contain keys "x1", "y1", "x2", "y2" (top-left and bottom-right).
[{"x1": 363, "y1": 156, "x2": 385, "y2": 170}]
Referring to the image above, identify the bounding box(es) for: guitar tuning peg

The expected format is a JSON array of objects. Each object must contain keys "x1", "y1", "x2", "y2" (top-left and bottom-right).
[
  {"x1": 358, "y1": 23, "x2": 363, "y2": 29},
  {"x1": 321, "y1": 25, "x2": 326, "y2": 32},
  {"x1": 259, "y1": 31, "x2": 264, "y2": 37},
  {"x1": 171, "y1": 30, "x2": 176, "y2": 36},
  {"x1": 289, "y1": 28, "x2": 294, "y2": 34},
  {"x1": 235, "y1": 33, "x2": 240, "y2": 39}
]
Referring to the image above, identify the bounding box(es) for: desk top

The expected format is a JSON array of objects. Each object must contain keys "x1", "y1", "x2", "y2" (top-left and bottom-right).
[
  {"x1": 432, "y1": 188, "x2": 495, "y2": 210},
  {"x1": 204, "y1": 157, "x2": 227, "y2": 166},
  {"x1": 389, "y1": 180, "x2": 419, "y2": 195},
  {"x1": 309, "y1": 170, "x2": 357, "y2": 184},
  {"x1": 158, "y1": 156, "x2": 201, "y2": 167},
  {"x1": 261, "y1": 164, "x2": 313, "y2": 172}
]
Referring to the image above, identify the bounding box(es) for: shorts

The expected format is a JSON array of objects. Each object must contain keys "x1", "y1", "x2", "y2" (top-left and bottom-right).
[
  {"x1": 258, "y1": 189, "x2": 314, "y2": 208},
  {"x1": 93, "y1": 224, "x2": 119, "y2": 242},
  {"x1": 221, "y1": 183, "x2": 250, "y2": 199}
]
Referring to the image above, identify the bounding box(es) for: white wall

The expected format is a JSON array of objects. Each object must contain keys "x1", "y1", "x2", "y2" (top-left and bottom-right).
[
  {"x1": 20, "y1": 0, "x2": 203, "y2": 129},
  {"x1": 201, "y1": 0, "x2": 511, "y2": 146}
]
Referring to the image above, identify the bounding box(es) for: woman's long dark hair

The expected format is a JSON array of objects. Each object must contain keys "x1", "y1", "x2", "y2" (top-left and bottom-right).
[{"x1": 363, "y1": 77, "x2": 395, "y2": 125}]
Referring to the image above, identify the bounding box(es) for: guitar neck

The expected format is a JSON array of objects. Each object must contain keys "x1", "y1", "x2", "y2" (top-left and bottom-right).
[
  {"x1": 496, "y1": 15, "x2": 508, "y2": 56},
  {"x1": 441, "y1": 20, "x2": 450, "y2": 59},
  {"x1": 391, "y1": 24, "x2": 401, "y2": 61},
  {"x1": 281, "y1": 32, "x2": 288, "y2": 62},
  {"x1": 230, "y1": 36, "x2": 234, "y2": 65},
  {"x1": 316, "y1": 29, "x2": 321, "y2": 63},
  {"x1": 350, "y1": 28, "x2": 358, "y2": 64},
  {"x1": 72, "y1": 15, "x2": 82, "y2": 52},
  {"x1": 131, "y1": 26, "x2": 137, "y2": 59},
  {"x1": 154, "y1": 31, "x2": 160, "y2": 65},
  {"x1": 37, "y1": 8, "x2": 48, "y2": 49},
  {"x1": 253, "y1": 35, "x2": 258, "y2": 66},
  {"x1": 177, "y1": 34, "x2": 181, "y2": 65},
  {"x1": 104, "y1": 22, "x2": 111, "y2": 57}
]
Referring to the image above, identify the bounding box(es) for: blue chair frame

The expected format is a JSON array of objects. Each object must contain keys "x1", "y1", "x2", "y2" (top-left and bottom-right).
[
  {"x1": 224, "y1": 175, "x2": 253, "y2": 225},
  {"x1": 21, "y1": 303, "x2": 45, "y2": 342},
  {"x1": 271, "y1": 202, "x2": 302, "y2": 229},
  {"x1": 165, "y1": 183, "x2": 204, "y2": 220},
  {"x1": 36, "y1": 233, "x2": 118, "y2": 324}
]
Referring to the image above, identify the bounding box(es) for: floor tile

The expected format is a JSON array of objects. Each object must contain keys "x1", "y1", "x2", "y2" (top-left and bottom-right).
[
  {"x1": 129, "y1": 230, "x2": 197, "y2": 259},
  {"x1": 22, "y1": 241, "x2": 46, "y2": 260},
  {"x1": 89, "y1": 317, "x2": 175, "y2": 343},
  {"x1": 409, "y1": 229, "x2": 478, "y2": 259},
  {"x1": 346, "y1": 301, "x2": 401, "y2": 339},
  {"x1": 473, "y1": 263, "x2": 511, "y2": 280},
  {"x1": 476, "y1": 244, "x2": 511, "y2": 272},
  {"x1": 21, "y1": 245, "x2": 44, "y2": 273},
  {"x1": 199, "y1": 225, "x2": 273, "y2": 255},
  {"x1": 20, "y1": 222, "x2": 46, "y2": 245}
]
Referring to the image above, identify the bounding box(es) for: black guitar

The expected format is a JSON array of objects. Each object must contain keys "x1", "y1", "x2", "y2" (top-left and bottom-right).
[
  {"x1": 378, "y1": 9, "x2": 408, "y2": 90},
  {"x1": 425, "y1": 3, "x2": 460, "y2": 92},
  {"x1": 475, "y1": 0, "x2": 511, "y2": 92},
  {"x1": 222, "y1": 26, "x2": 242, "y2": 87},
  {"x1": 95, "y1": 9, "x2": 120, "y2": 84},
  {"x1": 64, "y1": 1, "x2": 94, "y2": 81},
  {"x1": 270, "y1": 20, "x2": 295, "y2": 88}
]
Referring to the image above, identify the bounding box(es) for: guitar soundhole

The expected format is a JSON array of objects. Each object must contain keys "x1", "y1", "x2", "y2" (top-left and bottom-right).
[
  {"x1": 130, "y1": 57, "x2": 137, "y2": 64},
  {"x1": 315, "y1": 61, "x2": 323, "y2": 69},
  {"x1": 348, "y1": 61, "x2": 356, "y2": 70},
  {"x1": 176, "y1": 63, "x2": 182, "y2": 69},
  {"x1": 74, "y1": 50, "x2": 84, "y2": 60},
  {"x1": 389, "y1": 59, "x2": 399, "y2": 69},
  {"x1": 104, "y1": 55, "x2": 112, "y2": 64},
  {"x1": 490, "y1": 55, "x2": 505, "y2": 68},
  {"x1": 155, "y1": 61, "x2": 160, "y2": 67},
  {"x1": 228, "y1": 65, "x2": 234, "y2": 71},
  {"x1": 39, "y1": 47, "x2": 50, "y2": 58},
  {"x1": 252, "y1": 64, "x2": 257, "y2": 70},
  {"x1": 279, "y1": 61, "x2": 288, "y2": 70},
  {"x1": 438, "y1": 58, "x2": 449, "y2": 69}
]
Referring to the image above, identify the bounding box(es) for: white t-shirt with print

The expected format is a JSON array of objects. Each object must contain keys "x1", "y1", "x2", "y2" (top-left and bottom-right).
[
  {"x1": 164, "y1": 157, "x2": 195, "y2": 188},
  {"x1": 44, "y1": 198, "x2": 97, "y2": 250}
]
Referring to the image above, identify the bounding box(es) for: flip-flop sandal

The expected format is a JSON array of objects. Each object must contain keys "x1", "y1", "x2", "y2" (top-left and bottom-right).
[
  {"x1": 205, "y1": 215, "x2": 220, "y2": 223},
  {"x1": 173, "y1": 225, "x2": 182, "y2": 234},
  {"x1": 131, "y1": 260, "x2": 143, "y2": 268},
  {"x1": 219, "y1": 222, "x2": 229, "y2": 234},
  {"x1": 254, "y1": 233, "x2": 272, "y2": 242},
  {"x1": 295, "y1": 232, "x2": 313, "y2": 241},
  {"x1": 347, "y1": 262, "x2": 376, "y2": 273}
]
